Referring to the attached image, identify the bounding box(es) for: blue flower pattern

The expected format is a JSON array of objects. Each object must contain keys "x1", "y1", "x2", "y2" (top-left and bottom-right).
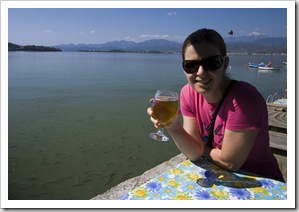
[
  {"x1": 229, "y1": 188, "x2": 252, "y2": 200},
  {"x1": 146, "y1": 182, "x2": 162, "y2": 192},
  {"x1": 118, "y1": 158, "x2": 287, "y2": 200},
  {"x1": 195, "y1": 190, "x2": 216, "y2": 200}
]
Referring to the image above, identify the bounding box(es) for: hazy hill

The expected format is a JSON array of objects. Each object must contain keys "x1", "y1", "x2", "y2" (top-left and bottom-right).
[
  {"x1": 8, "y1": 42, "x2": 62, "y2": 52},
  {"x1": 52, "y1": 39, "x2": 182, "y2": 53},
  {"x1": 52, "y1": 36, "x2": 286, "y2": 54},
  {"x1": 9, "y1": 35, "x2": 287, "y2": 54},
  {"x1": 225, "y1": 37, "x2": 287, "y2": 54}
]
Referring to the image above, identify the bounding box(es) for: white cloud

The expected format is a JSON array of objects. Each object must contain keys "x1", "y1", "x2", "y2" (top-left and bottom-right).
[
  {"x1": 122, "y1": 34, "x2": 184, "y2": 43},
  {"x1": 124, "y1": 36, "x2": 136, "y2": 41},
  {"x1": 247, "y1": 31, "x2": 262, "y2": 37},
  {"x1": 43, "y1": 29, "x2": 52, "y2": 33},
  {"x1": 90, "y1": 30, "x2": 95, "y2": 34},
  {"x1": 167, "y1": 11, "x2": 177, "y2": 16}
]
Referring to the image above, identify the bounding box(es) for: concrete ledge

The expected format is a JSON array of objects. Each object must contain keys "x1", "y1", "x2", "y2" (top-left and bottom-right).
[
  {"x1": 91, "y1": 145, "x2": 287, "y2": 199},
  {"x1": 91, "y1": 153, "x2": 186, "y2": 200}
]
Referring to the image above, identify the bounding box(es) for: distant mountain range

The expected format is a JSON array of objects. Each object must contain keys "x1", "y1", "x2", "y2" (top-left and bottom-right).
[
  {"x1": 8, "y1": 42, "x2": 62, "y2": 52},
  {"x1": 224, "y1": 36, "x2": 287, "y2": 54},
  {"x1": 52, "y1": 39, "x2": 182, "y2": 53},
  {"x1": 52, "y1": 36, "x2": 286, "y2": 54},
  {"x1": 9, "y1": 35, "x2": 287, "y2": 54}
]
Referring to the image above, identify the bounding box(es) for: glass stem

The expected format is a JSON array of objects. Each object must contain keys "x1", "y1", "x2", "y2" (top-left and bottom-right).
[{"x1": 157, "y1": 127, "x2": 165, "y2": 136}]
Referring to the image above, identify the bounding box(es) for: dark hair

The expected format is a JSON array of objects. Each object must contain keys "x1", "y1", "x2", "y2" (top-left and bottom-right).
[{"x1": 182, "y1": 28, "x2": 227, "y2": 60}]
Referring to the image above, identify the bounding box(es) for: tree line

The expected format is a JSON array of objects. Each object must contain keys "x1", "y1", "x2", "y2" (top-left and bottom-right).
[{"x1": 8, "y1": 42, "x2": 62, "y2": 52}]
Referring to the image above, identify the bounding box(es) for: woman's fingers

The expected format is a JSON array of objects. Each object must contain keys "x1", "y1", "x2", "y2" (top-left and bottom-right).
[
  {"x1": 150, "y1": 116, "x2": 162, "y2": 129},
  {"x1": 147, "y1": 106, "x2": 163, "y2": 129},
  {"x1": 147, "y1": 107, "x2": 153, "y2": 116},
  {"x1": 147, "y1": 105, "x2": 181, "y2": 129}
]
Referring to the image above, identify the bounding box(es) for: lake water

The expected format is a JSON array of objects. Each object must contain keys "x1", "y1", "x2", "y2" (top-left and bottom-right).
[{"x1": 8, "y1": 52, "x2": 287, "y2": 200}]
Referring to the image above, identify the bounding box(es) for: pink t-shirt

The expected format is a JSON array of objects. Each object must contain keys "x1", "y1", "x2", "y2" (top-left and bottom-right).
[{"x1": 180, "y1": 81, "x2": 284, "y2": 182}]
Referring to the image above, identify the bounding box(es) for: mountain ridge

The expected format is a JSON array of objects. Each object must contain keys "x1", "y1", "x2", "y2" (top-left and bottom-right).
[
  {"x1": 52, "y1": 36, "x2": 287, "y2": 54},
  {"x1": 8, "y1": 42, "x2": 62, "y2": 52},
  {"x1": 9, "y1": 35, "x2": 287, "y2": 54}
]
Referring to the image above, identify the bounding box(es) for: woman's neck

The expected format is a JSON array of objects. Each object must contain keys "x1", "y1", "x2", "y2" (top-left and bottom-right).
[{"x1": 204, "y1": 77, "x2": 231, "y2": 103}]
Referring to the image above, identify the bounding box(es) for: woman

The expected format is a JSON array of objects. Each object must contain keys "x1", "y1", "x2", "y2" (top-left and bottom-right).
[{"x1": 147, "y1": 28, "x2": 284, "y2": 182}]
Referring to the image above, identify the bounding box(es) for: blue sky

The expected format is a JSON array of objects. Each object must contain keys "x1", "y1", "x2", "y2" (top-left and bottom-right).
[{"x1": 8, "y1": 7, "x2": 287, "y2": 46}]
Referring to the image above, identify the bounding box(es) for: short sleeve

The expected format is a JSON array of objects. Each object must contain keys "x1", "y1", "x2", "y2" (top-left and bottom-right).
[
  {"x1": 225, "y1": 83, "x2": 267, "y2": 130},
  {"x1": 180, "y1": 84, "x2": 196, "y2": 118}
]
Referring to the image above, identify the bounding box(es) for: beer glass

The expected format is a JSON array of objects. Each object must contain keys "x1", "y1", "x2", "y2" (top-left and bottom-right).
[{"x1": 149, "y1": 90, "x2": 178, "y2": 141}]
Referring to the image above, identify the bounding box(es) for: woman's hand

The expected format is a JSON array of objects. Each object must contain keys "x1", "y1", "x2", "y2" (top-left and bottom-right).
[
  {"x1": 147, "y1": 98, "x2": 180, "y2": 129},
  {"x1": 147, "y1": 110, "x2": 161, "y2": 129},
  {"x1": 147, "y1": 98, "x2": 163, "y2": 129},
  {"x1": 147, "y1": 98, "x2": 204, "y2": 161}
]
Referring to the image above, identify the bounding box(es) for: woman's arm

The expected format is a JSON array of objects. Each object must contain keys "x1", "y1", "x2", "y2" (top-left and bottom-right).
[
  {"x1": 148, "y1": 105, "x2": 258, "y2": 171},
  {"x1": 169, "y1": 116, "x2": 258, "y2": 169},
  {"x1": 203, "y1": 129, "x2": 258, "y2": 171},
  {"x1": 147, "y1": 106, "x2": 204, "y2": 162},
  {"x1": 166, "y1": 115, "x2": 205, "y2": 162},
  {"x1": 169, "y1": 114, "x2": 259, "y2": 170}
]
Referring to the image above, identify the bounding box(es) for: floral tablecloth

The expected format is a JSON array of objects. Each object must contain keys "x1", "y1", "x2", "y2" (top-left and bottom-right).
[{"x1": 119, "y1": 157, "x2": 287, "y2": 200}]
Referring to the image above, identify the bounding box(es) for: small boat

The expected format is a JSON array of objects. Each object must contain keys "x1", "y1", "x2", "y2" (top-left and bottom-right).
[
  {"x1": 248, "y1": 62, "x2": 266, "y2": 68},
  {"x1": 258, "y1": 66, "x2": 280, "y2": 71},
  {"x1": 258, "y1": 60, "x2": 280, "y2": 70}
]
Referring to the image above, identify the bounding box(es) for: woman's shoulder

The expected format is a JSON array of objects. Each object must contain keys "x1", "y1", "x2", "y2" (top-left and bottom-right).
[
  {"x1": 234, "y1": 81, "x2": 261, "y2": 95},
  {"x1": 181, "y1": 83, "x2": 193, "y2": 92},
  {"x1": 181, "y1": 83, "x2": 197, "y2": 97},
  {"x1": 180, "y1": 84, "x2": 202, "y2": 106},
  {"x1": 235, "y1": 80, "x2": 256, "y2": 89},
  {"x1": 231, "y1": 80, "x2": 266, "y2": 106}
]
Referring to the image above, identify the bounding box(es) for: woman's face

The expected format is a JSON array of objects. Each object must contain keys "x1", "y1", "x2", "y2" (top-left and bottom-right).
[{"x1": 183, "y1": 43, "x2": 228, "y2": 100}]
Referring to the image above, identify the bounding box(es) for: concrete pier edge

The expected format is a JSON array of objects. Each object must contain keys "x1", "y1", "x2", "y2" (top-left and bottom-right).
[{"x1": 91, "y1": 153, "x2": 186, "y2": 200}]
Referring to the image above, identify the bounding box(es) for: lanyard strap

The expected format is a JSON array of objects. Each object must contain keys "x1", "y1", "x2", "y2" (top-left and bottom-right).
[{"x1": 207, "y1": 80, "x2": 237, "y2": 148}]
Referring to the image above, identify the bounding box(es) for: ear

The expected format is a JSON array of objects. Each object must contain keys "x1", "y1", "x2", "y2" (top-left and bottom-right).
[{"x1": 223, "y1": 56, "x2": 230, "y2": 70}]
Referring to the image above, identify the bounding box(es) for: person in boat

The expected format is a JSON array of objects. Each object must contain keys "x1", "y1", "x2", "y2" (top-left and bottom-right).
[
  {"x1": 147, "y1": 28, "x2": 284, "y2": 182},
  {"x1": 267, "y1": 61, "x2": 273, "y2": 67}
]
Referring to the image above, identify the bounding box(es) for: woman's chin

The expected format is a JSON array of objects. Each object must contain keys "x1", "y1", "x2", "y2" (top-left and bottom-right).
[{"x1": 193, "y1": 80, "x2": 212, "y2": 91}]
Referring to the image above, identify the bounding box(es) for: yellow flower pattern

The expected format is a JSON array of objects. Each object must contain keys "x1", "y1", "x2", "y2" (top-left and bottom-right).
[
  {"x1": 119, "y1": 158, "x2": 287, "y2": 200},
  {"x1": 210, "y1": 189, "x2": 230, "y2": 199},
  {"x1": 158, "y1": 176, "x2": 164, "y2": 181},
  {"x1": 172, "y1": 168, "x2": 184, "y2": 175},
  {"x1": 131, "y1": 187, "x2": 149, "y2": 199},
  {"x1": 173, "y1": 192, "x2": 193, "y2": 200},
  {"x1": 167, "y1": 179, "x2": 180, "y2": 188},
  {"x1": 186, "y1": 172, "x2": 204, "y2": 181},
  {"x1": 253, "y1": 186, "x2": 269, "y2": 195}
]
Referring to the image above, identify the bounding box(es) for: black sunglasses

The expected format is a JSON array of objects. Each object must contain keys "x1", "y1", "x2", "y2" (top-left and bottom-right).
[{"x1": 182, "y1": 55, "x2": 226, "y2": 74}]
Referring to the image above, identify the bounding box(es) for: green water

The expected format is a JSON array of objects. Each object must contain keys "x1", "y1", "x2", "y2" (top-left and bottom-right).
[{"x1": 8, "y1": 52, "x2": 287, "y2": 199}]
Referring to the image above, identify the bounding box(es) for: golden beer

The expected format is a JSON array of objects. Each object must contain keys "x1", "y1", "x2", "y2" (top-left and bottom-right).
[{"x1": 152, "y1": 96, "x2": 178, "y2": 125}]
